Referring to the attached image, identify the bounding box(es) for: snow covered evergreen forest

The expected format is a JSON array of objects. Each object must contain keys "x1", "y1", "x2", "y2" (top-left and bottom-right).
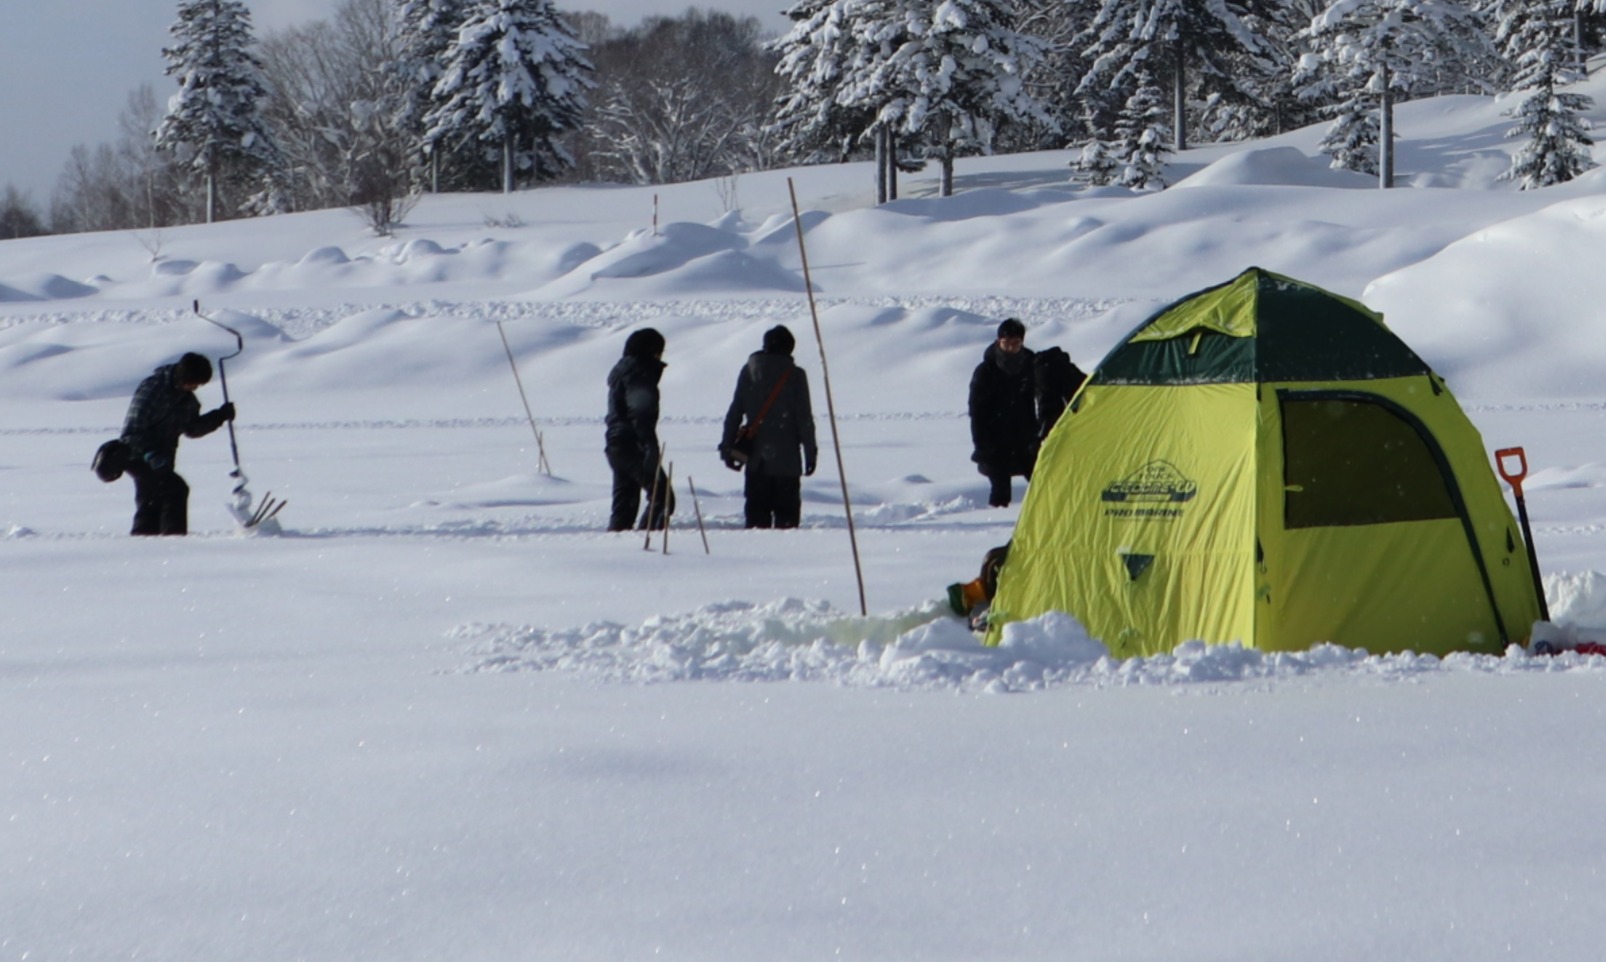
[{"x1": 4, "y1": 0, "x2": 1606, "y2": 240}]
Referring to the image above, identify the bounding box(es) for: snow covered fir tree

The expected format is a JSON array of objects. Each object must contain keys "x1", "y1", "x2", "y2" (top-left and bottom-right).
[
  {"x1": 849, "y1": 0, "x2": 1052, "y2": 197},
  {"x1": 154, "y1": 0, "x2": 282, "y2": 222},
  {"x1": 1113, "y1": 67, "x2": 1174, "y2": 189},
  {"x1": 17, "y1": 0, "x2": 1606, "y2": 235},
  {"x1": 423, "y1": 0, "x2": 593, "y2": 193},
  {"x1": 395, "y1": 0, "x2": 466, "y2": 192},
  {"x1": 1314, "y1": 94, "x2": 1383, "y2": 176},
  {"x1": 1077, "y1": 0, "x2": 1280, "y2": 153},
  {"x1": 769, "y1": 0, "x2": 1050, "y2": 200},
  {"x1": 768, "y1": 0, "x2": 915, "y2": 203},
  {"x1": 1491, "y1": 0, "x2": 1597, "y2": 188},
  {"x1": 1300, "y1": 0, "x2": 1493, "y2": 187}
]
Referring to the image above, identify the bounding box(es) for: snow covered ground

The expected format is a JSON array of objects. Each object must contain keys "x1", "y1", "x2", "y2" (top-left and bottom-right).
[{"x1": 6, "y1": 76, "x2": 1606, "y2": 960}]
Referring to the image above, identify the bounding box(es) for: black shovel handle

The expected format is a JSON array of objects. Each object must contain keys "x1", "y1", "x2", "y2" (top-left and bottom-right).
[
  {"x1": 1496, "y1": 447, "x2": 1550, "y2": 622},
  {"x1": 193, "y1": 300, "x2": 243, "y2": 473}
]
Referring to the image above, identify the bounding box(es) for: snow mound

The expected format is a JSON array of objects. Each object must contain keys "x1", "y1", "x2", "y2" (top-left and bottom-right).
[
  {"x1": 0, "y1": 273, "x2": 97, "y2": 302},
  {"x1": 297, "y1": 246, "x2": 352, "y2": 267},
  {"x1": 195, "y1": 306, "x2": 291, "y2": 344},
  {"x1": 1367, "y1": 193, "x2": 1606, "y2": 397},
  {"x1": 1173, "y1": 146, "x2": 1373, "y2": 190},
  {"x1": 1544, "y1": 570, "x2": 1606, "y2": 636},
  {"x1": 452, "y1": 601, "x2": 1606, "y2": 691},
  {"x1": 531, "y1": 220, "x2": 798, "y2": 298}
]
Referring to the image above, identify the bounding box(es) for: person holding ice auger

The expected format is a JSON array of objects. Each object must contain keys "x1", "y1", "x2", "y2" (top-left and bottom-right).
[{"x1": 118, "y1": 351, "x2": 235, "y2": 535}]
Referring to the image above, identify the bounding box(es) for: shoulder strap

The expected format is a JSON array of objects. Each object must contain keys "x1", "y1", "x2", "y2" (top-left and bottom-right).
[{"x1": 744, "y1": 368, "x2": 793, "y2": 435}]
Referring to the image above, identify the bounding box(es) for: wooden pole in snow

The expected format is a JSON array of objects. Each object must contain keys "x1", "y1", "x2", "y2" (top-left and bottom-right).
[
  {"x1": 496, "y1": 322, "x2": 551, "y2": 475},
  {"x1": 788, "y1": 177, "x2": 868, "y2": 617},
  {"x1": 688, "y1": 476, "x2": 711, "y2": 555}
]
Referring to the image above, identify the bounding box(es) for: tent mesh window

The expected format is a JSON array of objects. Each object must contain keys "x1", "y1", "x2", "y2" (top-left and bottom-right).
[{"x1": 1280, "y1": 395, "x2": 1458, "y2": 528}]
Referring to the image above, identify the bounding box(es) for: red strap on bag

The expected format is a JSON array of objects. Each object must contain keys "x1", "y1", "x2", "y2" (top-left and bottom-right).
[{"x1": 739, "y1": 368, "x2": 792, "y2": 440}]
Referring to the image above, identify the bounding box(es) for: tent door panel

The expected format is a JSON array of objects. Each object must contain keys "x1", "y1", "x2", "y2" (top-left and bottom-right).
[
  {"x1": 1266, "y1": 390, "x2": 1507, "y2": 654},
  {"x1": 1268, "y1": 521, "x2": 1499, "y2": 653}
]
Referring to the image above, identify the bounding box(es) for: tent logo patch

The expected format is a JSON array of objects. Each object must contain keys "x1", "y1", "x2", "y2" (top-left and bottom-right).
[{"x1": 1102, "y1": 460, "x2": 1197, "y2": 519}]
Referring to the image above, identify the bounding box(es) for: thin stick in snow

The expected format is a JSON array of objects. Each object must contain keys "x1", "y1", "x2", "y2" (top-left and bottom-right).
[
  {"x1": 788, "y1": 177, "x2": 868, "y2": 617},
  {"x1": 661, "y1": 462, "x2": 673, "y2": 556},
  {"x1": 644, "y1": 443, "x2": 667, "y2": 551},
  {"x1": 688, "y1": 476, "x2": 710, "y2": 555},
  {"x1": 496, "y1": 321, "x2": 551, "y2": 475}
]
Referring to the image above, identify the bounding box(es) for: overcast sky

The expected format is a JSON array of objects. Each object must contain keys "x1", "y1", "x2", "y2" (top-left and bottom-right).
[{"x1": 0, "y1": 1, "x2": 790, "y2": 208}]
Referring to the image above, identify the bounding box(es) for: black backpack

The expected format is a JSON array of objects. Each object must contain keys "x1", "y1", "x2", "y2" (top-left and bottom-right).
[
  {"x1": 1034, "y1": 347, "x2": 1086, "y2": 436},
  {"x1": 92, "y1": 439, "x2": 131, "y2": 483}
]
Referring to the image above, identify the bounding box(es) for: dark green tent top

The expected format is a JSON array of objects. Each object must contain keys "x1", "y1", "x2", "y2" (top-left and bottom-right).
[{"x1": 1094, "y1": 267, "x2": 1434, "y2": 386}]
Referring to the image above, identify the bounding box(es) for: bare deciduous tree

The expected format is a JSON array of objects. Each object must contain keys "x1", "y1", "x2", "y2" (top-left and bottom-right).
[
  {"x1": 49, "y1": 85, "x2": 194, "y2": 234},
  {"x1": 577, "y1": 11, "x2": 781, "y2": 186},
  {"x1": 256, "y1": 0, "x2": 415, "y2": 218}
]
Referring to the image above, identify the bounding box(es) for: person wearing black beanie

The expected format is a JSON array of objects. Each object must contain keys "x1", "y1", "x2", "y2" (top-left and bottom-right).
[
  {"x1": 604, "y1": 328, "x2": 675, "y2": 531},
  {"x1": 623, "y1": 327, "x2": 666, "y2": 359},
  {"x1": 968, "y1": 318, "x2": 1037, "y2": 508},
  {"x1": 117, "y1": 351, "x2": 236, "y2": 534},
  {"x1": 761, "y1": 325, "x2": 795, "y2": 356},
  {"x1": 720, "y1": 325, "x2": 818, "y2": 528}
]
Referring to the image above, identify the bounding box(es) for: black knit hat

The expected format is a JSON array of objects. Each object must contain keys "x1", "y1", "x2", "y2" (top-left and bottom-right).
[
  {"x1": 762, "y1": 325, "x2": 795, "y2": 356},
  {"x1": 176, "y1": 352, "x2": 213, "y2": 385},
  {"x1": 623, "y1": 327, "x2": 666, "y2": 358},
  {"x1": 996, "y1": 318, "x2": 1026, "y2": 340}
]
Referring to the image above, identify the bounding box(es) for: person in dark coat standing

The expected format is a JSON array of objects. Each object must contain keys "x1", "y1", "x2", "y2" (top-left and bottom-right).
[
  {"x1": 720, "y1": 325, "x2": 818, "y2": 529},
  {"x1": 968, "y1": 318, "x2": 1038, "y2": 508},
  {"x1": 119, "y1": 351, "x2": 235, "y2": 535},
  {"x1": 605, "y1": 328, "x2": 675, "y2": 532}
]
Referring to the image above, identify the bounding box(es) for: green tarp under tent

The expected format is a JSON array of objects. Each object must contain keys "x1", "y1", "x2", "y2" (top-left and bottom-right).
[{"x1": 985, "y1": 267, "x2": 1543, "y2": 658}]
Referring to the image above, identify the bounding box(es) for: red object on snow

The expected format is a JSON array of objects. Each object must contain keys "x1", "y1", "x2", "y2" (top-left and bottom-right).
[{"x1": 1539, "y1": 640, "x2": 1606, "y2": 657}]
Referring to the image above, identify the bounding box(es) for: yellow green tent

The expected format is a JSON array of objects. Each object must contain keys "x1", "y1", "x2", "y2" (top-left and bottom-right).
[{"x1": 985, "y1": 267, "x2": 1542, "y2": 657}]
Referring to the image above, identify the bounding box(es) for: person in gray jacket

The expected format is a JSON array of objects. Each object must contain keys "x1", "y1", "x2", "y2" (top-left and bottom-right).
[{"x1": 720, "y1": 326, "x2": 818, "y2": 529}]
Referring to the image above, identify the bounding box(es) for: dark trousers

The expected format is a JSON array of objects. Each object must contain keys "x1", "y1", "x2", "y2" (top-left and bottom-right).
[
  {"x1": 606, "y1": 445, "x2": 675, "y2": 532},
  {"x1": 744, "y1": 472, "x2": 801, "y2": 529},
  {"x1": 128, "y1": 463, "x2": 189, "y2": 536}
]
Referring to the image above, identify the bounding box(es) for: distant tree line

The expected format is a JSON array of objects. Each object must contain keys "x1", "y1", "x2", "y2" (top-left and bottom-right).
[{"x1": 3, "y1": 0, "x2": 1604, "y2": 238}]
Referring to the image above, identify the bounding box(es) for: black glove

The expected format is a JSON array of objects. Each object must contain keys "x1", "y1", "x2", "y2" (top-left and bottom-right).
[
  {"x1": 720, "y1": 446, "x2": 742, "y2": 472},
  {"x1": 217, "y1": 402, "x2": 236, "y2": 422},
  {"x1": 804, "y1": 454, "x2": 817, "y2": 477}
]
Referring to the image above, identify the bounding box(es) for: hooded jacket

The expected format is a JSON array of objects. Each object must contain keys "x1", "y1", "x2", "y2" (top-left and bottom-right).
[{"x1": 721, "y1": 351, "x2": 817, "y2": 477}]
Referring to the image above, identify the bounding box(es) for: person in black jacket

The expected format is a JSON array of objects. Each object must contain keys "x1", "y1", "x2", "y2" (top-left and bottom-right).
[
  {"x1": 968, "y1": 318, "x2": 1037, "y2": 508},
  {"x1": 604, "y1": 328, "x2": 675, "y2": 532},
  {"x1": 720, "y1": 325, "x2": 818, "y2": 528},
  {"x1": 119, "y1": 351, "x2": 235, "y2": 535}
]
